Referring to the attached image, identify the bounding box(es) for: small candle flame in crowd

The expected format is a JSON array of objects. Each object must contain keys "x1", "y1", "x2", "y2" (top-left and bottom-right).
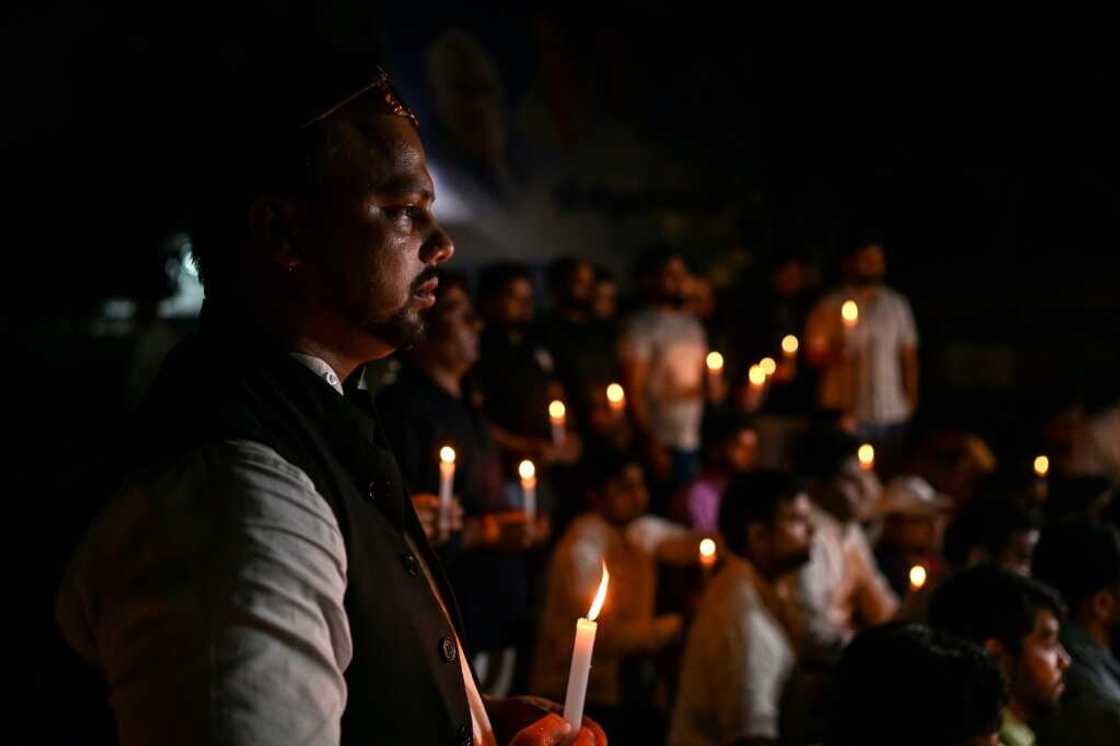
[
  {"x1": 549, "y1": 400, "x2": 567, "y2": 422},
  {"x1": 587, "y1": 562, "x2": 610, "y2": 621},
  {"x1": 748, "y1": 365, "x2": 766, "y2": 386},
  {"x1": 841, "y1": 299, "x2": 860, "y2": 327},
  {"x1": 440, "y1": 446, "x2": 456, "y2": 465},
  {"x1": 759, "y1": 357, "x2": 777, "y2": 377},
  {"x1": 706, "y1": 351, "x2": 725, "y2": 372},
  {"x1": 606, "y1": 382, "x2": 626, "y2": 410},
  {"x1": 699, "y1": 538, "x2": 717, "y2": 573},
  {"x1": 1034, "y1": 455, "x2": 1050, "y2": 478},
  {"x1": 909, "y1": 564, "x2": 928, "y2": 591},
  {"x1": 519, "y1": 459, "x2": 536, "y2": 482},
  {"x1": 858, "y1": 443, "x2": 875, "y2": 470},
  {"x1": 781, "y1": 334, "x2": 800, "y2": 356}
]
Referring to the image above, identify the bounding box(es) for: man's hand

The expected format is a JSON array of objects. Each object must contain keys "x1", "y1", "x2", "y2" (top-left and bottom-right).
[
  {"x1": 411, "y1": 493, "x2": 463, "y2": 544},
  {"x1": 486, "y1": 696, "x2": 606, "y2": 746}
]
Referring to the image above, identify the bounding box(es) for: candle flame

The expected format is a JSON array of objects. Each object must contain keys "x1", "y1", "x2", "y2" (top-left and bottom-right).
[
  {"x1": 439, "y1": 446, "x2": 456, "y2": 464},
  {"x1": 706, "y1": 351, "x2": 725, "y2": 372},
  {"x1": 781, "y1": 334, "x2": 799, "y2": 354},
  {"x1": 858, "y1": 443, "x2": 875, "y2": 469},
  {"x1": 549, "y1": 400, "x2": 566, "y2": 420},
  {"x1": 760, "y1": 357, "x2": 777, "y2": 377},
  {"x1": 699, "y1": 538, "x2": 716, "y2": 558},
  {"x1": 1033, "y1": 455, "x2": 1050, "y2": 478},
  {"x1": 748, "y1": 365, "x2": 766, "y2": 386},
  {"x1": 909, "y1": 564, "x2": 927, "y2": 590},
  {"x1": 519, "y1": 459, "x2": 536, "y2": 481},
  {"x1": 841, "y1": 299, "x2": 859, "y2": 323},
  {"x1": 587, "y1": 563, "x2": 610, "y2": 621},
  {"x1": 606, "y1": 383, "x2": 625, "y2": 404}
]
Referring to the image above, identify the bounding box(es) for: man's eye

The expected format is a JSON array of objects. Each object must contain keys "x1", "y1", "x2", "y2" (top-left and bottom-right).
[{"x1": 384, "y1": 206, "x2": 420, "y2": 221}]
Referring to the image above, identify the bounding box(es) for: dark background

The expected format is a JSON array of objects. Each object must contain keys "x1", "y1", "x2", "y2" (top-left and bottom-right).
[{"x1": 4, "y1": 3, "x2": 1118, "y2": 739}]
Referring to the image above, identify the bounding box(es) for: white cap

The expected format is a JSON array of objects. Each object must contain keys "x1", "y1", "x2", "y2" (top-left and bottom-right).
[{"x1": 878, "y1": 476, "x2": 952, "y2": 517}]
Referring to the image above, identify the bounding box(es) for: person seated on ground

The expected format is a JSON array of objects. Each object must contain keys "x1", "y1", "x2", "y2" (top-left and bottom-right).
[
  {"x1": 670, "y1": 470, "x2": 815, "y2": 746},
  {"x1": 1031, "y1": 516, "x2": 1120, "y2": 746},
  {"x1": 785, "y1": 427, "x2": 898, "y2": 651},
  {"x1": 826, "y1": 622, "x2": 1006, "y2": 746},
  {"x1": 899, "y1": 495, "x2": 1042, "y2": 622},
  {"x1": 532, "y1": 450, "x2": 686, "y2": 741},
  {"x1": 928, "y1": 565, "x2": 1070, "y2": 746},
  {"x1": 873, "y1": 475, "x2": 952, "y2": 598}
]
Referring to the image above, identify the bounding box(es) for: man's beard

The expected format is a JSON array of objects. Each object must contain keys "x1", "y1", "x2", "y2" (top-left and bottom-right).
[
  {"x1": 774, "y1": 548, "x2": 813, "y2": 576},
  {"x1": 361, "y1": 267, "x2": 439, "y2": 351}
]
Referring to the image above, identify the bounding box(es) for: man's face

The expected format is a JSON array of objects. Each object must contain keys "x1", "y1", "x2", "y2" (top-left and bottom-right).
[
  {"x1": 299, "y1": 109, "x2": 453, "y2": 351},
  {"x1": 723, "y1": 428, "x2": 759, "y2": 474},
  {"x1": 655, "y1": 256, "x2": 689, "y2": 306},
  {"x1": 593, "y1": 279, "x2": 618, "y2": 320},
  {"x1": 426, "y1": 285, "x2": 481, "y2": 372},
  {"x1": 1008, "y1": 609, "x2": 1069, "y2": 719},
  {"x1": 597, "y1": 464, "x2": 650, "y2": 525},
  {"x1": 759, "y1": 493, "x2": 815, "y2": 575},
  {"x1": 998, "y1": 530, "x2": 1040, "y2": 577},
  {"x1": 496, "y1": 277, "x2": 535, "y2": 328},
  {"x1": 852, "y1": 244, "x2": 886, "y2": 286},
  {"x1": 563, "y1": 261, "x2": 596, "y2": 311}
]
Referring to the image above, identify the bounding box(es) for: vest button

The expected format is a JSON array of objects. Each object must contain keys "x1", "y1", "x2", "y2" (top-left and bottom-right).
[
  {"x1": 401, "y1": 553, "x2": 419, "y2": 576},
  {"x1": 439, "y1": 635, "x2": 457, "y2": 663},
  {"x1": 457, "y1": 723, "x2": 471, "y2": 746}
]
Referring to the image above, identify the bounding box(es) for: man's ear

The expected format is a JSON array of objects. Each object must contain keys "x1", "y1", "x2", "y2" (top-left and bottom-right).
[
  {"x1": 247, "y1": 195, "x2": 304, "y2": 272},
  {"x1": 983, "y1": 637, "x2": 1010, "y2": 668}
]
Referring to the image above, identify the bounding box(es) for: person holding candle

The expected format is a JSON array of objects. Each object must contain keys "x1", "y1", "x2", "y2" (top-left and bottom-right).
[
  {"x1": 673, "y1": 410, "x2": 759, "y2": 533},
  {"x1": 871, "y1": 475, "x2": 953, "y2": 598},
  {"x1": 54, "y1": 61, "x2": 602, "y2": 746},
  {"x1": 619, "y1": 245, "x2": 709, "y2": 500},
  {"x1": 670, "y1": 470, "x2": 815, "y2": 746},
  {"x1": 533, "y1": 450, "x2": 689, "y2": 742},
  {"x1": 378, "y1": 273, "x2": 549, "y2": 696},
  {"x1": 804, "y1": 236, "x2": 919, "y2": 460}
]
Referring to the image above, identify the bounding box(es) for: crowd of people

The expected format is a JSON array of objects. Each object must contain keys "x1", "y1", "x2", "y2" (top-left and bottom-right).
[
  {"x1": 50, "y1": 64, "x2": 1120, "y2": 746},
  {"x1": 362, "y1": 243, "x2": 1119, "y2": 745}
]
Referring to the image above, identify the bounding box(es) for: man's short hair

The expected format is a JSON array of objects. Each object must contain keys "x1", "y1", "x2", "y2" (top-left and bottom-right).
[
  {"x1": 1033, "y1": 516, "x2": 1120, "y2": 610},
  {"x1": 827, "y1": 623, "x2": 1006, "y2": 746},
  {"x1": 942, "y1": 495, "x2": 1041, "y2": 569},
  {"x1": 580, "y1": 448, "x2": 643, "y2": 495},
  {"x1": 476, "y1": 261, "x2": 534, "y2": 304},
  {"x1": 633, "y1": 243, "x2": 682, "y2": 280},
  {"x1": 545, "y1": 256, "x2": 588, "y2": 296},
  {"x1": 928, "y1": 564, "x2": 1066, "y2": 654},
  {"x1": 718, "y1": 470, "x2": 801, "y2": 557}
]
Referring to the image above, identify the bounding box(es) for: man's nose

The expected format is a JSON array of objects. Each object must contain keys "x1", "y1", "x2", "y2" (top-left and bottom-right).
[{"x1": 421, "y1": 221, "x2": 455, "y2": 266}]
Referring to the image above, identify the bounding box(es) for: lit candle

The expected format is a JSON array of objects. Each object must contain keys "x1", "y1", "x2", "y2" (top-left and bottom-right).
[
  {"x1": 909, "y1": 564, "x2": 927, "y2": 592},
  {"x1": 858, "y1": 443, "x2": 875, "y2": 471},
  {"x1": 1033, "y1": 455, "x2": 1050, "y2": 479},
  {"x1": 781, "y1": 334, "x2": 799, "y2": 359},
  {"x1": 706, "y1": 351, "x2": 725, "y2": 392},
  {"x1": 606, "y1": 382, "x2": 626, "y2": 413},
  {"x1": 563, "y1": 563, "x2": 610, "y2": 741},
  {"x1": 841, "y1": 299, "x2": 859, "y2": 328},
  {"x1": 759, "y1": 357, "x2": 777, "y2": 378},
  {"x1": 699, "y1": 538, "x2": 717, "y2": 579},
  {"x1": 438, "y1": 446, "x2": 455, "y2": 536},
  {"x1": 519, "y1": 459, "x2": 537, "y2": 522},
  {"x1": 748, "y1": 364, "x2": 766, "y2": 389},
  {"x1": 549, "y1": 400, "x2": 567, "y2": 447}
]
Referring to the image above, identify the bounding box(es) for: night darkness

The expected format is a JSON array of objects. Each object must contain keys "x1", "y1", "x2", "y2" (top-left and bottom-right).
[{"x1": 5, "y1": 3, "x2": 1119, "y2": 741}]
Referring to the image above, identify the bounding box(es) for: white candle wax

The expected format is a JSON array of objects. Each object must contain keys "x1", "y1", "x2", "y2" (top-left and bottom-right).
[
  {"x1": 519, "y1": 460, "x2": 537, "y2": 523},
  {"x1": 562, "y1": 617, "x2": 597, "y2": 738},
  {"x1": 549, "y1": 401, "x2": 567, "y2": 447}
]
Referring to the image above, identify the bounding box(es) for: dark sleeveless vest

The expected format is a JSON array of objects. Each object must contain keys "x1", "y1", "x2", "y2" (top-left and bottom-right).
[{"x1": 130, "y1": 316, "x2": 475, "y2": 746}]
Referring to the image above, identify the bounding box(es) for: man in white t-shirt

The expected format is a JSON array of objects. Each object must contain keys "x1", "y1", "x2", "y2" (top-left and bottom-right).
[
  {"x1": 805, "y1": 239, "x2": 919, "y2": 442},
  {"x1": 619, "y1": 246, "x2": 709, "y2": 492}
]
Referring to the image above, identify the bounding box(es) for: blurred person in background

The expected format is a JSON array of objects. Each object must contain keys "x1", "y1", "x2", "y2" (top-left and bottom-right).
[
  {"x1": 805, "y1": 236, "x2": 919, "y2": 458},
  {"x1": 670, "y1": 470, "x2": 814, "y2": 746},
  {"x1": 673, "y1": 410, "x2": 759, "y2": 533},
  {"x1": 592, "y1": 264, "x2": 620, "y2": 323},
  {"x1": 1032, "y1": 516, "x2": 1120, "y2": 746},
  {"x1": 873, "y1": 475, "x2": 953, "y2": 598},
  {"x1": 827, "y1": 623, "x2": 1006, "y2": 746},
  {"x1": 929, "y1": 565, "x2": 1070, "y2": 746},
  {"x1": 619, "y1": 245, "x2": 709, "y2": 499}
]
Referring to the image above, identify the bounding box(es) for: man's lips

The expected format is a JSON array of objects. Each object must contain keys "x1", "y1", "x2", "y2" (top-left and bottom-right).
[{"x1": 413, "y1": 276, "x2": 439, "y2": 306}]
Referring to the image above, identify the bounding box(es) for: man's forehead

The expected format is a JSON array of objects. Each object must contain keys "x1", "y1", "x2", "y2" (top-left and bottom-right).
[{"x1": 331, "y1": 111, "x2": 433, "y2": 195}]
